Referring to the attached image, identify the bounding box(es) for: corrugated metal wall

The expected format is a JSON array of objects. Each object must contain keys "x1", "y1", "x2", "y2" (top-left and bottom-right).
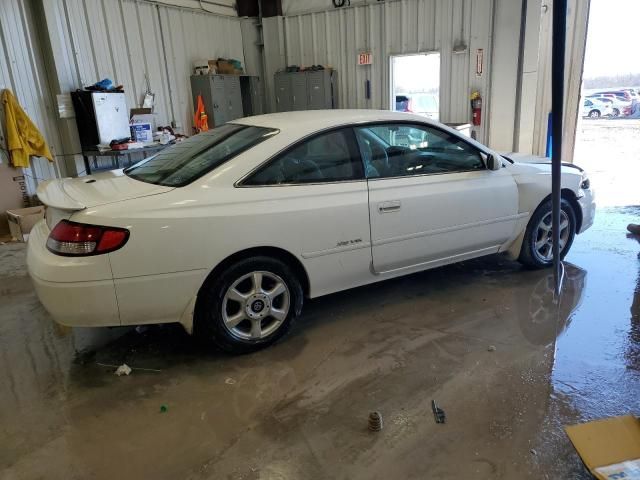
[
  {"x1": 51, "y1": 0, "x2": 244, "y2": 135},
  {"x1": 282, "y1": 0, "x2": 493, "y2": 139},
  {"x1": 0, "y1": 0, "x2": 62, "y2": 191},
  {"x1": 0, "y1": 0, "x2": 244, "y2": 191}
]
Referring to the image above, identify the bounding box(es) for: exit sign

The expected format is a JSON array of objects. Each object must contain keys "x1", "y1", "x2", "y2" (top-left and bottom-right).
[{"x1": 358, "y1": 52, "x2": 372, "y2": 65}]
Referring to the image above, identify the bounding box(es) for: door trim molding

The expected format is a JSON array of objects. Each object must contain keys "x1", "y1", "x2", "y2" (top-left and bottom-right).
[
  {"x1": 373, "y1": 245, "x2": 502, "y2": 276},
  {"x1": 301, "y1": 241, "x2": 372, "y2": 259},
  {"x1": 372, "y1": 212, "x2": 529, "y2": 247}
]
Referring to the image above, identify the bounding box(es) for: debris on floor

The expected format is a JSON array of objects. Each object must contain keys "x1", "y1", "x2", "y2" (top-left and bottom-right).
[
  {"x1": 368, "y1": 411, "x2": 383, "y2": 432},
  {"x1": 160, "y1": 404, "x2": 169, "y2": 413},
  {"x1": 432, "y1": 400, "x2": 446, "y2": 424},
  {"x1": 565, "y1": 415, "x2": 640, "y2": 480},
  {"x1": 488, "y1": 345, "x2": 497, "y2": 352},
  {"x1": 114, "y1": 364, "x2": 132, "y2": 376},
  {"x1": 97, "y1": 362, "x2": 162, "y2": 373}
]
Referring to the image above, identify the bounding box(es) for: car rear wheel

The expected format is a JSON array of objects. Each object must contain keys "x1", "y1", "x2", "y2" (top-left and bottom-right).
[
  {"x1": 194, "y1": 256, "x2": 303, "y2": 353},
  {"x1": 588, "y1": 109, "x2": 600, "y2": 118},
  {"x1": 518, "y1": 199, "x2": 576, "y2": 269},
  {"x1": 612, "y1": 108, "x2": 620, "y2": 117}
]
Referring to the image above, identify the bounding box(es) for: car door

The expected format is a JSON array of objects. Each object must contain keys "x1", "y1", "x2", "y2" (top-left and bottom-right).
[
  {"x1": 239, "y1": 127, "x2": 371, "y2": 297},
  {"x1": 355, "y1": 123, "x2": 519, "y2": 274}
]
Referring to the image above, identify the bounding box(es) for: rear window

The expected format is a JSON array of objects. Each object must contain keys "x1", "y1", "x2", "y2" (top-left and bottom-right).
[{"x1": 124, "y1": 124, "x2": 277, "y2": 187}]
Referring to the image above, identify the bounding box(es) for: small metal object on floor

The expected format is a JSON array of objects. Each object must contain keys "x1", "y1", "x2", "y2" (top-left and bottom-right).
[
  {"x1": 368, "y1": 411, "x2": 383, "y2": 431},
  {"x1": 432, "y1": 400, "x2": 446, "y2": 424}
]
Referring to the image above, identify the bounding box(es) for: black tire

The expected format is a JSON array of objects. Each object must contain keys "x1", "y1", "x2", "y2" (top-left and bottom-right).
[
  {"x1": 518, "y1": 198, "x2": 577, "y2": 269},
  {"x1": 588, "y1": 109, "x2": 600, "y2": 118},
  {"x1": 194, "y1": 256, "x2": 303, "y2": 354},
  {"x1": 612, "y1": 108, "x2": 620, "y2": 117}
]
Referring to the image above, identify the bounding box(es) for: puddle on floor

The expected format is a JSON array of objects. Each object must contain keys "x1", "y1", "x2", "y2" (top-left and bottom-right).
[
  {"x1": 1, "y1": 207, "x2": 639, "y2": 479},
  {"x1": 533, "y1": 206, "x2": 640, "y2": 478}
]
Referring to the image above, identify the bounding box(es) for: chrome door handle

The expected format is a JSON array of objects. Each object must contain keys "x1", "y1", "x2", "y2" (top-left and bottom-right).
[{"x1": 378, "y1": 201, "x2": 401, "y2": 213}]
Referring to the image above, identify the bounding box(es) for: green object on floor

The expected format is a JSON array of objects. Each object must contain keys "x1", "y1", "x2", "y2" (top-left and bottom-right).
[{"x1": 160, "y1": 404, "x2": 168, "y2": 413}]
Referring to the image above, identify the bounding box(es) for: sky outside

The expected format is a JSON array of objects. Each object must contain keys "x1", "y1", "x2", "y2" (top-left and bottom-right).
[{"x1": 583, "y1": 0, "x2": 640, "y2": 78}]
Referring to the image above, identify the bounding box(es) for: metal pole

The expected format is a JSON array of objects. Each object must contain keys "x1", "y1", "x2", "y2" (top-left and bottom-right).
[{"x1": 551, "y1": 0, "x2": 567, "y2": 297}]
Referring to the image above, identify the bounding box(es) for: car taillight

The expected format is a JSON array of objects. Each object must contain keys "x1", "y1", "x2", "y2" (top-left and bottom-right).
[{"x1": 46, "y1": 220, "x2": 129, "y2": 256}]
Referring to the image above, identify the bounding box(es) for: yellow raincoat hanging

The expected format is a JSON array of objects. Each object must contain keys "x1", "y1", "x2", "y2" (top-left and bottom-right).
[{"x1": 1, "y1": 89, "x2": 53, "y2": 168}]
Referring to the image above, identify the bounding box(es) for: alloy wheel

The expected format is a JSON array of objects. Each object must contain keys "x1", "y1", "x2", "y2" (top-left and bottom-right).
[
  {"x1": 533, "y1": 210, "x2": 570, "y2": 262},
  {"x1": 221, "y1": 271, "x2": 290, "y2": 341}
]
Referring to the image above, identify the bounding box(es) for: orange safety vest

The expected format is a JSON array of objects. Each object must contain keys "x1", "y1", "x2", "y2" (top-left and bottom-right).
[{"x1": 194, "y1": 94, "x2": 209, "y2": 132}]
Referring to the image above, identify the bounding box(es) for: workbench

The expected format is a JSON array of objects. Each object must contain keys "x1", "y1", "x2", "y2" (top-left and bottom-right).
[{"x1": 82, "y1": 142, "x2": 172, "y2": 175}]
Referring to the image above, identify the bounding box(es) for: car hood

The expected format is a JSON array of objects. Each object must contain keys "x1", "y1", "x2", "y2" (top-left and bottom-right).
[
  {"x1": 37, "y1": 169, "x2": 174, "y2": 210},
  {"x1": 502, "y1": 152, "x2": 584, "y2": 174}
]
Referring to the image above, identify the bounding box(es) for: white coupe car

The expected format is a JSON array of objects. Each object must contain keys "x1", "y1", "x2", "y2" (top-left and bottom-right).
[{"x1": 27, "y1": 110, "x2": 595, "y2": 353}]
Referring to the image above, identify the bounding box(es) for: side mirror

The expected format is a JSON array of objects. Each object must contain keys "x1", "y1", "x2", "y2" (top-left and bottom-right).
[{"x1": 486, "y1": 154, "x2": 502, "y2": 171}]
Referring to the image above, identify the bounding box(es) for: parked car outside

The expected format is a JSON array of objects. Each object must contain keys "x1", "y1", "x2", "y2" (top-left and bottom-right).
[
  {"x1": 394, "y1": 93, "x2": 439, "y2": 120},
  {"x1": 409, "y1": 93, "x2": 439, "y2": 120},
  {"x1": 582, "y1": 98, "x2": 613, "y2": 118},
  {"x1": 591, "y1": 90, "x2": 632, "y2": 101},
  {"x1": 395, "y1": 95, "x2": 411, "y2": 112},
  {"x1": 620, "y1": 88, "x2": 638, "y2": 103},
  {"x1": 587, "y1": 95, "x2": 632, "y2": 117},
  {"x1": 27, "y1": 110, "x2": 595, "y2": 353}
]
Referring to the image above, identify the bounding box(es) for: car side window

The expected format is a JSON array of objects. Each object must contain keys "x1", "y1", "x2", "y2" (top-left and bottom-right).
[
  {"x1": 243, "y1": 128, "x2": 364, "y2": 185},
  {"x1": 354, "y1": 124, "x2": 485, "y2": 179}
]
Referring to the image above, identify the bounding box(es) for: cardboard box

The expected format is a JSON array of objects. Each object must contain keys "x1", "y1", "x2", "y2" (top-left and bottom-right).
[
  {"x1": 129, "y1": 123, "x2": 153, "y2": 143},
  {"x1": 130, "y1": 113, "x2": 155, "y2": 130},
  {"x1": 565, "y1": 416, "x2": 640, "y2": 480},
  {"x1": 6, "y1": 206, "x2": 45, "y2": 242},
  {"x1": 216, "y1": 60, "x2": 236, "y2": 74}
]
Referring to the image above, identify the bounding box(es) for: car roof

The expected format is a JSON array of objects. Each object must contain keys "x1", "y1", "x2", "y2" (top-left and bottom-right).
[{"x1": 232, "y1": 109, "x2": 439, "y2": 134}]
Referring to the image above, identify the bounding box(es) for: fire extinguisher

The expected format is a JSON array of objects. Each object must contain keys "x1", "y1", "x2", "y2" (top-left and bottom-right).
[{"x1": 470, "y1": 91, "x2": 482, "y2": 126}]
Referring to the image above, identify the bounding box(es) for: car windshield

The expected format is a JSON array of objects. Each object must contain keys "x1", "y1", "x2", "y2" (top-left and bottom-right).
[{"x1": 125, "y1": 124, "x2": 278, "y2": 187}]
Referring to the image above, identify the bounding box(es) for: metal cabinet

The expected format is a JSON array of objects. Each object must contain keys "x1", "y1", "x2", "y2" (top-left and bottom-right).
[
  {"x1": 190, "y1": 74, "x2": 259, "y2": 127},
  {"x1": 274, "y1": 70, "x2": 337, "y2": 112},
  {"x1": 307, "y1": 70, "x2": 334, "y2": 109},
  {"x1": 240, "y1": 76, "x2": 264, "y2": 116},
  {"x1": 275, "y1": 73, "x2": 292, "y2": 112},
  {"x1": 290, "y1": 72, "x2": 308, "y2": 110},
  {"x1": 223, "y1": 75, "x2": 242, "y2": 122}
]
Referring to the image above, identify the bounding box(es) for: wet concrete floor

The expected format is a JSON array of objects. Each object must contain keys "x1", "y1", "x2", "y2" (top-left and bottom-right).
[{"x1": 1, "y1": 207, "x2": 639, "y2": 479}]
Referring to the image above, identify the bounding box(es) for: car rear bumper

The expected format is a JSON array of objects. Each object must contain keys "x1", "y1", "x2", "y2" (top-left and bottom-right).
[
  {"x1": 27, "y1": 219, "x2": 204, "y2": 329},
  {"x1": 30, "y1": 273, "x2": 121, "y2": 327},
  {"x1": 27, "y1": 219, "x2": 121, "y2": 327}
]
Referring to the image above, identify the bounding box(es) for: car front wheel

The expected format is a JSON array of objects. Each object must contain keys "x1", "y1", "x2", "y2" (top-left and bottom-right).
[
  {"x1": 194, "y1": 256, "x2": 303, "y2": 353},
  {"x1": 518, "y1": 199, "x2": 577, "y2": 269},
  {"x1": 588, "y1": 109, "x2": 600, "y2": 118}
]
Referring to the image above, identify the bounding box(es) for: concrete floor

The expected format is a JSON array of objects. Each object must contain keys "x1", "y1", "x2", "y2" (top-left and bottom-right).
[
  {"x1": 1, "y1": 208, "x2": 638, "y2": 479},
  {"x1": 1, "y1": 121, "x2": 639, "y2": 479}
]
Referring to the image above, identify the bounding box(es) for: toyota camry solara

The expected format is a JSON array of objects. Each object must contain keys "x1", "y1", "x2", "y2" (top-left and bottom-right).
[{"x1": 27, "y1": 110, "x2": 595, "y2": 353}]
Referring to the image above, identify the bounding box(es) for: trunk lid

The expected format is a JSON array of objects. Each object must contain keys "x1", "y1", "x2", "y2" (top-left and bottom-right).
[{"x1": 37, "y1": 169, "x2": 174, "y2": 210}]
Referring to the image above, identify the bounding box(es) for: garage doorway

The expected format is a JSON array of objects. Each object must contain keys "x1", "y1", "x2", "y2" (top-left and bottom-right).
[
  {"x1": 574, "y1": 0, "x2": 640, "y2": 207},
  {"x1": 390, "y1": 53, "x2": 440, "y2": 121}
]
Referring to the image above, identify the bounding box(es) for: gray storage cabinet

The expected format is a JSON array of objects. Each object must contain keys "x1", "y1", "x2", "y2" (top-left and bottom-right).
[
  {"x1": 190, "y1": 75, "x2": 262, "y2": 126},
  {"x1": 240, "y1": 76, "x2": 264, "y2": 117},
  {"x1": 275, "y1": 70, "x2": 337, "y2": 112},
  {"x1": 307, "y1": 70, "x2": 335, "y2": 109},
  {"x1": 290, "y1": 72, "x2": 308, "y2": 111},
  {"x1": 275, "y1": 73, "x2": 292, "y2": 112}
]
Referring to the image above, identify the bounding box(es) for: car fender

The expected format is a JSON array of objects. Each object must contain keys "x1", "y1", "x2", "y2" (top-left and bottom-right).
[{"x1": 501, "y1": 158, "x2": 583, "y2": 259}]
